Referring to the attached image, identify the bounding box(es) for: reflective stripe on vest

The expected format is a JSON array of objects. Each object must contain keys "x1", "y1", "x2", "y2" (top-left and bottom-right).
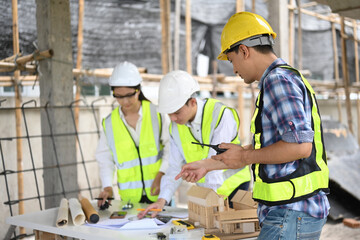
[
  {"x1": 170, "y1": 98, "x2": 251, "y2": 197},
  {"x1": 102, "y1": 100, "x2": 163, "y2": 203},
  {"x1": 250, "y1": 65, "x2": 329, "y2": 206}
]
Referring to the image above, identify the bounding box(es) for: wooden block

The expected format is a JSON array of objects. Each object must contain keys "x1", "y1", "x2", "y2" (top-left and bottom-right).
[
  {"x1": 343, "y1": 218, "x2": 360, "y2": 228},
  {"x1": 242, "y1": 222, "x2": 255, "y2": 233}
]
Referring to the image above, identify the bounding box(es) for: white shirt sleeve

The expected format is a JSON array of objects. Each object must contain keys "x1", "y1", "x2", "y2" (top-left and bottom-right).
[
  {"x1": 157, "y1": 108, "x2": 239, "y2": 202},
  {"x1": 204, "y1": 108, "x2": 239, "y2": 190},
  {"x1": 95, "y1": 128, "x2": 116, "y2": 189},
  {"x1": 158, "y1": 136, "x2": 185, "y2": 203},
  {"x1": 159, "y1": 113, "x2": 170, "y2": 173}
]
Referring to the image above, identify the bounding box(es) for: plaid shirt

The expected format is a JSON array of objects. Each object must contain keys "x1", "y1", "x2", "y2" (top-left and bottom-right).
[{"x1": 255, "y1": 58, "x2": 330, "y2": 225}]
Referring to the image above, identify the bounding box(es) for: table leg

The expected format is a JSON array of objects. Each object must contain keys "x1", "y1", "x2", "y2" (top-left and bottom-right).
[
  {"x1": 4, "y1": 225, "x2": 16, "y2": 240},
  {"x1": 34, "y1": 230, "x2": 68, "y2": 240}
]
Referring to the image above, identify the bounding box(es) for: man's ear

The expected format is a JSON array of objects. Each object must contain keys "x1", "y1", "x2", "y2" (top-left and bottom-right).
[
  {"x1": 189, "y1": 98, "x2": 197, "y2": 107},
  {"x1": 239, "y1": 45, "x2": 250, "y2": 59}
]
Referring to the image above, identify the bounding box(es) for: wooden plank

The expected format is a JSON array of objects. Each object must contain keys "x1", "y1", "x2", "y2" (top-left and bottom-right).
[
  {"x1": 340, "y1": 16, "x2": 353, "y2": 133},
  {"x1": 166, "y1": 0, "x2": 172, "y2": 71},
  {"x1": 0, "y1": 62, "x2": 36, "y2": 72},
  {"x1": 353, "y1": 20, "x2": 360, "y2": 145},
  {"x1": 211, "y1": 60, "x2": 218, "y2": 98},
  {"x1": 288, "y1": 5, "x2": 357, "y2": 29},
  {"x1": 237, "y1": 84, "x2": 245, "y2": 143},
  {"x1": 185, "y1": 0, "x2": 192, "y2": 74},
  {"x1": 15, "y1": 49, "x2": 53, "y2": 65},
  {"x1": 236, "y1": 0, "x2": 244, "y2": 12},
  {"x1": 74, "y1": 0, "x2": 84, "y2": 138},
  {"x1": 289, "y1": 0, "x2": 295, "y2": 66},
  {"x1": 0, "y1": 53, "x2": 21, "y2": 62},
  {"x1": 160, "y1": 0, "x2": 169, "y2": 74},
  {"x1": 331, "y1": 21, "x2": 342, "y2": 123},
  {"x1": 295, "y1": 0, "x2": 303, "y2": 70},
  {"x1": 11, "y1": 0, "x2": 24, "y2": 235},
  {"x1": 174, "y1": 0, "x2": 180, "y2": 70}
]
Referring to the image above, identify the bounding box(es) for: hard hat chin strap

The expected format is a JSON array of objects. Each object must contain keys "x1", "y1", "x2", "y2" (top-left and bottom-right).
[{"x1": 226, "y1": 34, "x2": 274, "y2": 54}]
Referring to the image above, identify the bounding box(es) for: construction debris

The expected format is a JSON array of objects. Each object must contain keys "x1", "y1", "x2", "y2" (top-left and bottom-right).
[{"x1": 343, "y1": 218, "x2": 360, "y2": 228}]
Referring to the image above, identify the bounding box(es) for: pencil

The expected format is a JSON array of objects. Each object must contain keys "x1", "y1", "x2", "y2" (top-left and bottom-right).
[{"x1": 136, "y1": 208, "x2": 166, "y2": 212}]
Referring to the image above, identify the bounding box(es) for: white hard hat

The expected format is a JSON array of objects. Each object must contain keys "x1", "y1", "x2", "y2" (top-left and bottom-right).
[
  {"x1": 158, "y1": 70, "x2": 200, "y2": 114},
  {"x1": 109, "y1": 61, "x2": 142, "y2": 87}
]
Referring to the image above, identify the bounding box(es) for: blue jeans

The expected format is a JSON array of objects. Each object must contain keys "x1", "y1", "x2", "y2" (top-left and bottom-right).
[{"x1": 257, "y1": 209, "x2": 327, "y2": 240}]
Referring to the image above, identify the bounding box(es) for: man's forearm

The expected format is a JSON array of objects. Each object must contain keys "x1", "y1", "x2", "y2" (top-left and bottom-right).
[
  {"x1": 244, "y1": 140, "x2": 312, "y2": 165},
  {"x1": 203, "y1": 158, "x2": 229, "y2": 171}
]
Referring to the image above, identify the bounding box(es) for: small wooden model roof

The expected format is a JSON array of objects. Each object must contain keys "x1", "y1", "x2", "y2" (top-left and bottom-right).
[
  {"x1": 187, "y1": 185, "x2": 223, "y2": 206},
  {"x1": 231, "y1": 189, "x2": 257, "y2": 208}
]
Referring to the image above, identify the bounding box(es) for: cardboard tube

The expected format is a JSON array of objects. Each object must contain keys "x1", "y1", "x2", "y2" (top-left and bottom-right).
[
  {"x1": 80, "y1": 197, "x2": 99, "y2": 224},
  {"x1": 69, "y1": 198, "x2": 85, "y2": 226},
  {"x1": 56, "y1": 198, "x2": 69, "y2": 227}
]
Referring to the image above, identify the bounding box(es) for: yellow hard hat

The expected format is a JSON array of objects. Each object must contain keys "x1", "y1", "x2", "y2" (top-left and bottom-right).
[{"x1": 217, "y1": 12, "x2": 277, "y2": 61}]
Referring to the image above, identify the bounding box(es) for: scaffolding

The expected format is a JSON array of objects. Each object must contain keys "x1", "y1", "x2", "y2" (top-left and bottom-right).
[{"x1": 1, "y1": 0, "x2": 360, "y2": 238}]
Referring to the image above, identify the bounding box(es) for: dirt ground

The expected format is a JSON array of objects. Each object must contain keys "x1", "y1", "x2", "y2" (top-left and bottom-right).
[{"x1": 321, "y1": 219, "x2": 360, "y2": 240}]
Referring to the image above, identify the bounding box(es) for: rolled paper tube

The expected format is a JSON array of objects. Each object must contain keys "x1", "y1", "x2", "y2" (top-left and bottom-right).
[
  {"x1": 56, "y1": 198, "x2": 69, "y2": 227},
  {"x1": 80, "y1": 197, "x2": 99, "y2": 223},
  {"x1": 69, "y1": 198, "x2": 86, "y2": 226}
]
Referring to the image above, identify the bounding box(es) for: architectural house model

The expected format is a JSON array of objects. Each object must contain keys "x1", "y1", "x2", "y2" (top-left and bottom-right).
[{"x1": 187, "y1": 186, "x2": 260, "y2": 239}]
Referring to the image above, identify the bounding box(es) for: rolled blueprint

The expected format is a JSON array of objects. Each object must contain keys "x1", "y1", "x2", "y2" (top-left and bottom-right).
[
  {"x1": 69, "y1": 198, "x2": 85, "y2": 226},
  {"x1": 80, "y1": 197, "x2": 99, "y2": 223},
  {"x1": 56, "y1": 198, "x2": 69, "y2": 227}
]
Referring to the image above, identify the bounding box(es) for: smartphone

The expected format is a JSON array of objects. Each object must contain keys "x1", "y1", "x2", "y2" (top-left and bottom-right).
[
  {"x1": 110, "y1": 211, "x2": 127, "y2": 219},
  {"x1": 156, "y1": 215, "x2": 172, "y2": 224},
  {"x1": 172, "y1": 219, "x2": 195, "y2": 229}
]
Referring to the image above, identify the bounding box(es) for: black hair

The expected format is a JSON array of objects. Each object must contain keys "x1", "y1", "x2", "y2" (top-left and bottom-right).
[
  {"x1": 253, "y1": 45, "x2": 275, "y2": 54},
  {"x1": 111, "y1": 84, "x2": 150, "y2": 102},
  {"x1": 227, "y1": 44, "x2": 275, "y2": 55}
]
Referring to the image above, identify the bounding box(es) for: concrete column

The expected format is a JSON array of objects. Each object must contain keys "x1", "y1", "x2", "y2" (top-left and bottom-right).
[
  {"x1": 36, "y1": 0, "x2": 77, "y2": 208},
  {"x1": 268, "y1": 0, "x2": 289, "y2": 63}
]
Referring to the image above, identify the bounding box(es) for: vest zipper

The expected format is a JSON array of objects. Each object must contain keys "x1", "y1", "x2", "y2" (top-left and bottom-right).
[{"x1": 136, "y1": 146, "x2": 146, "y2": 194}]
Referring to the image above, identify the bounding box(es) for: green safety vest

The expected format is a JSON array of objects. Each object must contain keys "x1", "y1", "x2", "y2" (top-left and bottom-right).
[
  {"x1": 170, "y1": 98, "x2": 251, "y2": 197},
  {"x1": 251, "y1": 65, "x2": 329, "y2": 206},
  {"x1": 102, "y1": 100, "x2": 163, "y2": 203}
]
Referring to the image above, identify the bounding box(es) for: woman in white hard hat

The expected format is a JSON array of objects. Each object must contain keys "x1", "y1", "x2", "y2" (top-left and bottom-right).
[{"x1": 95, "y1": 61, "x2": 169, "y2": 208}]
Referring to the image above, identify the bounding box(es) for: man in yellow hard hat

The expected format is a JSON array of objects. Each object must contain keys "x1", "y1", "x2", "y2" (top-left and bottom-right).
[
  {"x1": 176, "y1": 12, "x2": 329, "y2": 240},
  {"x1": 138, "y1": 70, "x2": 251, "y2": 219}
]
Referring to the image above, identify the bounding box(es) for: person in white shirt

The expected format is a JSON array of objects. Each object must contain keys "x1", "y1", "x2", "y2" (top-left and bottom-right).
[
  {"x1": 95, "y1": 62, "x2": 169, "y2": 208},
  {"x1": 138, "y1": 70, "x2": 250, "y2": 218}
]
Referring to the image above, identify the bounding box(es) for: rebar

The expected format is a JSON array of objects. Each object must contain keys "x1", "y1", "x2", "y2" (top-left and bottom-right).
[
  {"x1": 1, "y1": 97, "x2": 107, "y2": 237},
  {"x1": 69, "y1": 99, "x2": 93, "y2": 198},
  {"x1": 21, "y1": 100, "x2": 42, "y2": 210}
]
